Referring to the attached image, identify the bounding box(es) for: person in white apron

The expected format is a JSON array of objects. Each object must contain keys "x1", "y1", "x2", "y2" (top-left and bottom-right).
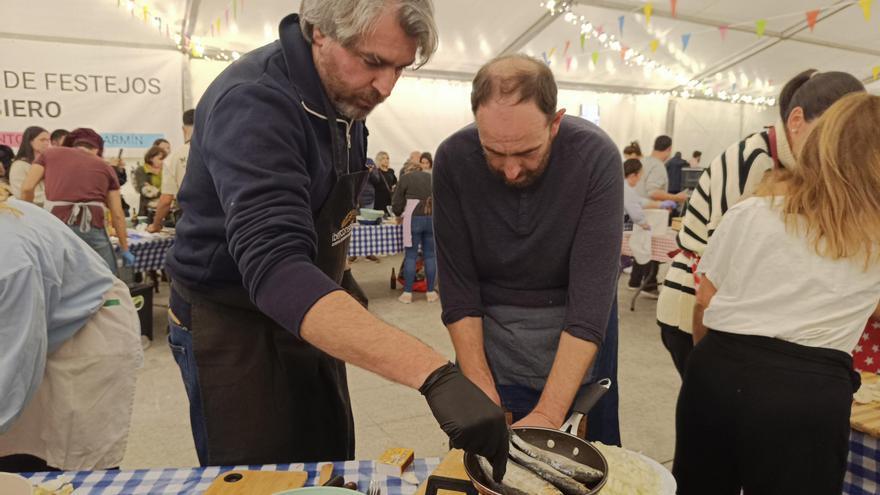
[
  {"x1": 0, "y1": 190, "x2": 143, "y2": 472},
  {"x1": 19, "y1": 128, "x2": 135, "y2": 274}
]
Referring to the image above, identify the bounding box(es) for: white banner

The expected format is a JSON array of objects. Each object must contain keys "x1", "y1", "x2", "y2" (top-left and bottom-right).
[{"x1": 0, "y1": 38, "x2": 184, "y2": 156}]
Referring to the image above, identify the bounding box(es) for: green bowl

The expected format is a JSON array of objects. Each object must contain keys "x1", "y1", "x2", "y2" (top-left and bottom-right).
[
  {"x1": 273, "y1": 487, "x2": 358, "y2": 495},
  {"x1": 359, "y1": 208, "x2": 385, "y2": 221}
]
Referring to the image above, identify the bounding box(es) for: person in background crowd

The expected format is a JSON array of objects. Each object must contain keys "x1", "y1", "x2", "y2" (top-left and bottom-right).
[
  {"x1": 49, "y1": 129, "x2": 69, "y2": 147},
  {"x1": 666, "y1": 151, "x2": 690, "y2": 195},
  {"x1": 20, "y1": 128, "x2": 134, "y2": 275},
  {"x1": 392, "y1": 153, "x2": 435, "y2": 304},
  {"x1": 163, "y1": 0, "x2": 508, "y2": 476},
  {"x1": 624, "y1": 158, "x2": 676, "y2": 228},
  {"x1": 657, "y1": 69, "x2": 866, "y2": 377},
  {"x1": 420, "y1": 151, "x2": 433, "y2": 172},
  {"x1": 0, "y1": 145, "x2": 13, "y2": 184},
  {"x1": 9, "y1": 127, "x2": 50, "y2": 205},
  {"x1": 408, "y1": 150, "x2": 421, "y2": 164},
  {"x1": 135, "y1": 146, "x2": 165, "y2": 220},
  {"x1": 401, "y1": 160, "x2": 422, "y2": 175},
  {"x1": 0, "y1": 185, "x2": 143, "y2": 473},
  {"x1": 434, "y1": 54, "x2": 623, "y2": 445},
  {"x1": 628, "y1": 135, "x2": 688, "y2": 297},
  {"x1": 371, "y1": 150, "x2": 397, "y2": 215},
  {"x1": 148, "y1": 109, "x2": 195, "y2": 233},
  {"x1": 674, "y1": 92, "x2": 880, "y2": 495},
  {"x1": 623, "y1": 141, "x2": 642, "y2": 160},
  {"x1": 152, "y1": 138, "x2": 171, "y2": 155},
  {"x1": 689, "y1": 150, "x2": 702, "y2": 168}
]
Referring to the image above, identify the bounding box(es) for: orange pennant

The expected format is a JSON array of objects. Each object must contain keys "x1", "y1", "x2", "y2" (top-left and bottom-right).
[
  {"x1": 806, "y1": 10, "x2": 820, "y2": 31},
  {"x1": 670, "y1": 0, "x2": 677, "y2": 17}
]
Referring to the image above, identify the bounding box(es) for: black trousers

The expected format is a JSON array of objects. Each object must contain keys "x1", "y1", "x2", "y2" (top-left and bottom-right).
[
  {"x1": 628, "y1": 261, "x2": 658, "y2": 289},
  {"x1": 659, "y1": 323, "x2": 693, "y2": 378},
  {"x1": 674, "y1": 330, "x2": 859, "y2": 495}
]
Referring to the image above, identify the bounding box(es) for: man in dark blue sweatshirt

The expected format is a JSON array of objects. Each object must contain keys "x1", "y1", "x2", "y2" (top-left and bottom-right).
[
  {"x1": 434, "y1": 54, "x2": 623, "y2": 444},
  {"x1": 164, "y1": 0, "x2": 508, "y2": 475}
]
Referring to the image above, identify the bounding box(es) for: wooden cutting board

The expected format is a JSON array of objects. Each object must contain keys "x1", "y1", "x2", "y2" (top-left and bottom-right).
[
  {"x1": 415, "y1": 450, "x2": 468, "y2": 495},
  {"x1": 851, "y1": 372, "x2": 880, "y2": 437},
  {"x1": 204, "y1": 470, "x2": 309, "y2": 495}
]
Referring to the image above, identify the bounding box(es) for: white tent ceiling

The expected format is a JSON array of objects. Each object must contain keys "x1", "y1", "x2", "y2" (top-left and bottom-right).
[{"x1": 4, "y1": 0, "x2": 877, "y2": 96}]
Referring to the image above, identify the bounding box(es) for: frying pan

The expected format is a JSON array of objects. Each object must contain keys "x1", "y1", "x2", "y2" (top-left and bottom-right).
[{"x1": 463, "y1": 379, "x2": 612, "y2": 495}]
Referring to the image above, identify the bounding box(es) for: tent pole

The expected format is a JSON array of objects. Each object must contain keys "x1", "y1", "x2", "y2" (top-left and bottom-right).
[
  {"x1": 0, "y1": 31, "x2": 175, "y2": 51},
  {"x1": 498, "y1": 11, "x2": 556, "y2": 56}
]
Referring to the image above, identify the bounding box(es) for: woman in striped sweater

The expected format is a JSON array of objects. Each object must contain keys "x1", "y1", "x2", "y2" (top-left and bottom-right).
[{"x1": 656, "y1": 69, "x2": 865, "y2": 376}]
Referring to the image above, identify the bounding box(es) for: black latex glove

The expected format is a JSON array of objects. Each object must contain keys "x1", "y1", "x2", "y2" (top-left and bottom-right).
[{"x1": 420, "y1": 362, "x2": 509, "y2": 482}]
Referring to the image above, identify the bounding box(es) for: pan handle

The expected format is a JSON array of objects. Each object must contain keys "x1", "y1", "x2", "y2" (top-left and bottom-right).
[
  {"x1": 424, "y1": 475, "x2": 479, "y2": 495},
  {"x1": 571, "y1": 378, "x2": 612, "y2": 415}
]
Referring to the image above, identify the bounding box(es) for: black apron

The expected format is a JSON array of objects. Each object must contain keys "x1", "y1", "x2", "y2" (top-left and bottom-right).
[{"x1": 172, "y1": 69, "x2": 369, "y2": 465}]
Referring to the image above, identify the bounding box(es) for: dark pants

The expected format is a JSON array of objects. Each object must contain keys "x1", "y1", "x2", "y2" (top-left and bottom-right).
[
  {"x1": 168, "y1": 286, "x2": 355, "y2": 466},
  {"x1": 628, "y1": 261, "x2": 658, "y2": 289},
  {"x1": 659, "y1": 323, "x2": 693, "y2": 378},
  {"x1": 674, "y1": 330, "x2": 858, "y2": 495},
  {"x1": 496, "y1": 298, "x2": 621, "y2": 446}
]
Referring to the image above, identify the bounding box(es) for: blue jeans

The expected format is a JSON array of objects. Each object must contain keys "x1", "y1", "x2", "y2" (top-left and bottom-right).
[
  {"x1": 403, "y1": 216, "x2": 436, "y2": 292},
  {"x1": 70, "y1": 226, "x2": 118, "y2": 275}
]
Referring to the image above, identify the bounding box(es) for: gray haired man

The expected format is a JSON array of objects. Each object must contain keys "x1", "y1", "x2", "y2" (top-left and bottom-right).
[{"x1": 164, "y1": 0, "x2": 508, "y2": 475}]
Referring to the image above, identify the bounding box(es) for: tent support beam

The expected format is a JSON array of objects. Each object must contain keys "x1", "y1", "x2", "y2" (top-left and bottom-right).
[
  {"x1": 182, "y1": 0, "x2": 202, "y2": 41},
  {"x1": 498, "y1": 11, "x2": 556, "y2": 56},
  {"x1": 0, "y1": 31, "x2": 176, "y2": 51},
  {"x1": 570, "y1": 0, "x2": 879, "y2": 57}
]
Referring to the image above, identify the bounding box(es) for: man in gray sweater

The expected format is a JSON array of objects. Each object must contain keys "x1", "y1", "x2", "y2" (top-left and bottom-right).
[{"x1": 434, "y1": 54, "x2": 623, "y2": 442}]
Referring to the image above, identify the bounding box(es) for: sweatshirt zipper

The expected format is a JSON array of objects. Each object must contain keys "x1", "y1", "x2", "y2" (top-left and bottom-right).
[{"x1": 302, "y1": 101, "x2": 353, "y2": 174}]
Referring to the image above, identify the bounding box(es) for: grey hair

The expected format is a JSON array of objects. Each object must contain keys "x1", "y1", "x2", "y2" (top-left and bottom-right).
[{"x1": 300, "y1": 0, "x2": 438, "y2": 68}]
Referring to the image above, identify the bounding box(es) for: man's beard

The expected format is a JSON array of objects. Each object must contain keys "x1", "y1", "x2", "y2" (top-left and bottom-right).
[
  {"x1": 491, "y1": 147, "x2": 552, "y2": 189},
  {"x1": 329, "y1": 86, "x2": 384, "y2": 120}
]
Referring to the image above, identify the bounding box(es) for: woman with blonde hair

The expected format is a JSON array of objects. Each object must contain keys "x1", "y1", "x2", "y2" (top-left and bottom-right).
[{"x1": 674, "y1": 93, "x2": 880, "y2": 494}]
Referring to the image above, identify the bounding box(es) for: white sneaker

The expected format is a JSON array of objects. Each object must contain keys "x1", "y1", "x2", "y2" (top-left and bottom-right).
[
  {"x1": 622, "y1": 266, "x2": 633, "y2": 274},
  {"x1": 426, "y1": 291, "x2": 439, "y2": 303},
  {"x1": 398, "y1": 292, "x2": 413, "y2": 304}
]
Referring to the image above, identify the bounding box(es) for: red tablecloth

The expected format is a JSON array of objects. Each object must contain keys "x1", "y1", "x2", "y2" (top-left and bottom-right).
[{"x1": 854, "y1": 318, "x2": 880, "y2": 373}]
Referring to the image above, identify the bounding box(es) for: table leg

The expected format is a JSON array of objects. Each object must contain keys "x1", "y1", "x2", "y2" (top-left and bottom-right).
[{"x1": 629, "y1": 262, "x2": 659, "y2": 311}]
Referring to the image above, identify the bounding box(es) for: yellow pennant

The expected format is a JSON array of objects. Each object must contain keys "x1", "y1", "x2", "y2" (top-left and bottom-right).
[
  {"x1": 644, "y1": 3, "x2": 654, "y2": 24},
  {"x1": 650, "y1": 39, "x2": 659, "y2": 53},
  {"x1": 873, "y1": 66, "x2": 880, "y2": 81},
  {"x1": 143, "y1": 6, "x2": 149, "y2": 22},
  {"x1": 756, "y1": 19, "x2": 767, "y2": 37},
  {"x1": 859, "y1": 0, "x2": 873, "y2": 20},
  {"x1": 549, "y1": 47, "x2": 556, "y2": 58},
  {"x1": 592, "y1": 51, "x2": 600, "y2": 65}
]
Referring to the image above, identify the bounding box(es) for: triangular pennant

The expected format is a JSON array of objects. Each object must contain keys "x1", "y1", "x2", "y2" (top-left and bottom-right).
[
  {"x1": 650, "y1": 39, "x2": 659, "y2": 53},
  {"x1": 756, "y1": 19, "x2": 767, "y2": 37},
  {"x1": 216, "y1": 18, "x2": 221, "y2": 35},
  {"x1": 580, "y1": 33, "x2": 586, "y2": 50},
  {"x1": 806, "y1": 10, "x2": 820, "y2": 31},
  {"x1": 670, "y1": 0, "x2": 678, "y2": 17},
  {"x1": 142, "y1": 6, "x2": 149, "y2": 22},
  {"x1": 225, "y1": 9, "x2": 229, "y2": 26},
  {"x1": 874, "y1": 66, "x2": 880, "y2": 81},
  {"x1": 859, "y1": 0, "x2": 872, "y2": 21},
  {"x1": 644, "y1": 3, "x2": 653, "y2": 24},
  {"x1": 542, "y1": 52, "x2": 550, "y2": 65},
  {"x1": 620, "y1": 46, "x2": 628, "y2": 62},
  {"x1": 548, "y1": 47, "x2": 556, "y2": 58},
  {"x1": 564, "y1": 40, "x2": 571, "y2": 56},
  {"x1": 618, "y1": 16, "x2": 625, "y2": 37},
  {"x1": 596, "y1": 25, "x2": 605, "y2": 34},
  {"x1": 566, "y1": 56, "x2": 573, "y2": 71},
  {"x1": 681, "y1": 33, "x2": 691, "y2": 52},
  {"x1": 210, "y1": 23, "x2": 215, "y2": 37},
  {"x1": 719, "y1": 25, "x2": 729, "y2": 40},
  {"x1": 233, "y1": 0, "x2": 238, "y2": 19},
  {"x1": 592, "y1": 51, "x2": 600, "y2": 65}
]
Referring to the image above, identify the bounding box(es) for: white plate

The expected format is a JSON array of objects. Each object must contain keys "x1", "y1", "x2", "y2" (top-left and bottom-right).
[{"x1": 636, "y1": 453, "x2": 677, "y2": 495}]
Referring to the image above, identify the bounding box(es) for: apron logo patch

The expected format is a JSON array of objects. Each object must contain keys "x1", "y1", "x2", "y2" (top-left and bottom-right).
[{"x1": 331, "y1": 209, "x2": 359, "y2": 247}]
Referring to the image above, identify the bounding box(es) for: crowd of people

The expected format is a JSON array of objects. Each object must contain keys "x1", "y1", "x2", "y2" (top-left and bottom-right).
[{"x1": 1, "y1": 1, "x2": 878, "y2": 494}]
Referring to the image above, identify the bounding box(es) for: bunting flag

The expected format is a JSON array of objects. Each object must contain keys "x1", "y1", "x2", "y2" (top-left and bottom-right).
[
  {"x1": 210, "y1": 23, "x2": 215, "y2": 37},
  {"x1": 566, "y1": 56, "x2": 573, "y2": 71},
  {"x1": 681, "y1": 33, "x2": 691, "y2": 52},
  {"x1": 644, "y1": 3, "x2": 654, "y2": 24},
  {"x1": 859, "y1": 0, "x2": 872, "y2": 21},
  {"x1": 542, "y1": 52, "x2": 550, "y2": 65},
  {"x1": 619, "y1": 16, "x2": 625, "y2": 37},
  {"x1": 806, "y1": 10, "x2": 820, "y2": 31},
  {"x1": 233, "y1": 0, "x2": 237, "y2": 19},
  {"x1": 563, "y1": 40, "x2": 571, "y2": 56},
  {"x1": 719, "y1": 25, "x2": 729, "y2": 40},
  {"x1": 650, "y1": 39, "x2": 660, "y2": 53},
  {"x1": 620, "y1": 46, "x2": 628, "y2": 62},
  {"x1": 225, "y1": 9, "x2": 229, "y2": 27},
  {"x1": 670, "y1": 0, "x2": 678, "y2": 17},
  {"x1": 756, "y1": 19, "x2": 767, "y2": 37},
  {"x1": 874, "y1": 66, "x2": 880, "y2": 80},
  {"x1": 142, "y1": 6, "x2": 149, "y2": 22},
  {"x1": 592, "y1": 51, "x2": 600, "y2": 65},
  {"x1": 580, "y1": 33, "x2": 586, "y2": 50},
  {"x1": 548, "y1": 47, "x2": 556, "y2": 58},
  {"x1": 216, "y1": 18, "x2": 221, "y2": 35}
]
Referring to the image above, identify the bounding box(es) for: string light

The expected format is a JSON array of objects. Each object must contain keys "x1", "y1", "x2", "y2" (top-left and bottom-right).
[{"x1": 542, "y1": 2, "x2": 776, "y2": 107}]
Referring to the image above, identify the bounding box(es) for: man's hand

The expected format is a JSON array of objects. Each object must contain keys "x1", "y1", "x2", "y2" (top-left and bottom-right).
[
  {"x1": 146, "y1": 223, "x2": 163, "y2": 233},
  {"x1": 512, "y1": 410, "x2": 559, "y2": 429},
  {"x1": 420, "y1": 363, "x2": 509, "y2": 481}
]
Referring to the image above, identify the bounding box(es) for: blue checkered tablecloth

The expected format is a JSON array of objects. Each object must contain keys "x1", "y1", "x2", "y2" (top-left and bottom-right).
[
  {"x1": 844, "y1": 429, "x2": 880, "y2": 494},
  {"x1": 23, "y1": 458, "x2": 441, "y2": 495},
  {"x1": 349, "y1": 224, "x2": 404, "y2": 257},
  {"x1": 113, "y1": 231, "x2": 174, "y2": 272}
]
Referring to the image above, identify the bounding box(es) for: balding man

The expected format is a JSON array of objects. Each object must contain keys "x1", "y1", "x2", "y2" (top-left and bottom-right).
[{"x1": 434, "y1": 55, "x2": 623, "y2": 442}]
